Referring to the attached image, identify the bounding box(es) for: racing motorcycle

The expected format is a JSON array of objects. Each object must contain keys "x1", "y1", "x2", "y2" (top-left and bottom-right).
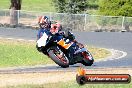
[{"x1": 36, "y1": 30, "x2": 94, "y2": 68}]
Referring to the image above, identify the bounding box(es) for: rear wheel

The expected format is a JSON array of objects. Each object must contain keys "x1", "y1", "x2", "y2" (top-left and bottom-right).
[
  {"x1": 81, "y1": 51, "x2": 94, "y2": 66},
  {"x1": 48, "y1": 47, "x2": 69, "y2": 68}
]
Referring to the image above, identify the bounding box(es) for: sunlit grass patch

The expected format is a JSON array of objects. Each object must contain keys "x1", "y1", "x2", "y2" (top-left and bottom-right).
[{"x1": 0, "y1": 39, "x2": 111, "y2": 67}]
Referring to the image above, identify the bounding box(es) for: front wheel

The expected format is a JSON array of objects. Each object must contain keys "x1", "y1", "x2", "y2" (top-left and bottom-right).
[
  {"x1": 48, "y1": 46, "x2": 69, "y2": 68},
  {"x1": 81, "y1": 51, "x2": 94, "y2": 66}
]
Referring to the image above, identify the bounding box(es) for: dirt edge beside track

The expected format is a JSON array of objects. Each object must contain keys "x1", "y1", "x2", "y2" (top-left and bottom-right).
[{"x1": 0, "y1": 68, "x2": 132, "y2": 87}]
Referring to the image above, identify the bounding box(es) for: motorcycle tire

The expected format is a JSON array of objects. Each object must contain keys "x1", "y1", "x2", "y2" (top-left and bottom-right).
[
  {"x1": 82, "y1": 60, "x2": 93, "y2": 66},
  {"x1": 82, "y1": 51, "x2": 94, "y2": 66},
  {"x1": 48, "y1": 47, "x2": 69, "y2": 68}
]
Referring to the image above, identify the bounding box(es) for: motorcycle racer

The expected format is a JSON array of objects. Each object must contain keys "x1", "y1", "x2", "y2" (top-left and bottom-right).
[
  {"x1": 36, "y1": 21, "x2": 94, "y2": 67},
  {"x1": 37, "y1": 16, "x2": 51, "y2": 40},
  {"x1": 37, "y1": 16, "x2": 84, "y2": 57}
]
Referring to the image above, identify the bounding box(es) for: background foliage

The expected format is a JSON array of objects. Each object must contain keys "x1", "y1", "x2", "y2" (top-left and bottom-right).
[
  {"x1": 0, "y1": 0, "x2": 131, "y2": 16},
  {"x1": 98, "y1": 0, "x2": 132, "y2": 16}
]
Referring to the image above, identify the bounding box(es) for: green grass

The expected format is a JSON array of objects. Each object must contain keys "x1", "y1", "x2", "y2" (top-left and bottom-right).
[
  {"x1": 0, "y1": 39, "x2": 111, "y2": 67},
  {"x1": 0, "y1": 0, "x2": 55, "y2": 12},
  {"x1": 0, "y1": 0, "x2": 98, "y2": 13},
  {"x1": 0, "y1": 39, "x2": 54, "y2": 67},
  {"x1": 5, "y1": 80, "x2": 132, "y2": 88},
  {"x1": 0, "y1": 0, "x2": 10, "y2": 9},
  {"x1": 86, "y1": 45, "x2": 111, "y2": 60}
]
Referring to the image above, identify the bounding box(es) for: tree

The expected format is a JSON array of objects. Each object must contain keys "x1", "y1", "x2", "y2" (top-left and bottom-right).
[
  {"x1": 10, "y1": 0, "x2": 22, "y2": 10},
  {"x1": 87, "y1": 0, "x2": 99, "y2": 9},
  {"x1": 9, "y1": 0, "x2": 22, "y2": 26},
  {"x1": 66, "y1": 0, "x2": 88, "y2": 14},
  {"x1": 52, "y1": 0, "x2": 66, "y2": 13},
  {"x1": 52, "y1": 0, "x2": 88, "y2": 14},
  {"x1": 99, "y1": 0, "x2": 132, "y2": 16}
]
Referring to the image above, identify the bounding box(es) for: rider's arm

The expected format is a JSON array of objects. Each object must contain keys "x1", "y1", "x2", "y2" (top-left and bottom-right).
[{"x1": 66, "y1": 31, "x2": 75, "y2": 41}]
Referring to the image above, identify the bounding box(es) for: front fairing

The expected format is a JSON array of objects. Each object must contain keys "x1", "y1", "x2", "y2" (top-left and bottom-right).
[
  {"x1": 37, "y1": 32, "x2": 48, "y2": 47},
  {"x1": 74, "y1": 48, "x2": 87, "y2": 54}
]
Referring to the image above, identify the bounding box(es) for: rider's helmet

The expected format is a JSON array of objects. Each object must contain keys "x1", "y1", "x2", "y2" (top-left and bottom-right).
[
  {"x1": 38, "y1": 16, "x2": 50, "y2": 29},
  {"x1": 55, "y1": 21, "x2": 62, "y2": 31},
  {"x1": 50, "y1": 24, "x2": 58, "y2": 34}
]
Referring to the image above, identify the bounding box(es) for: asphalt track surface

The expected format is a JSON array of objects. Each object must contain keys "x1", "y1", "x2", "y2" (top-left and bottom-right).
[{"x1": 0, "y1": 27, "x2": 132, "y2": 73}]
